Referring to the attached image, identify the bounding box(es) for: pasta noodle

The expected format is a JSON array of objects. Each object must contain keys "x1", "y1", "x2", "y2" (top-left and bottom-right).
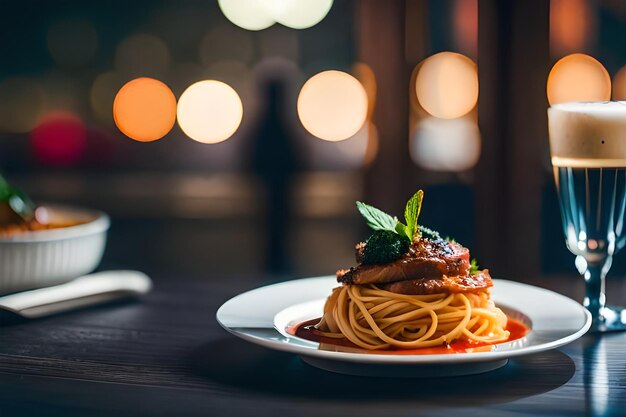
[{"x1": 316, "y1": 285, "x2": 509, "y2": 350}]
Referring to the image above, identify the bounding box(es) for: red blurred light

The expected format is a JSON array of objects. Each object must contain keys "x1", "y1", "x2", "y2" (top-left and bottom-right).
[{"x1": 30, "y1": 112, "x2": 86, "y2": 165}]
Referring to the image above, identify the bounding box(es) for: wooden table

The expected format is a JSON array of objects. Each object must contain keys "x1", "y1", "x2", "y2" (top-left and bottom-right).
[{"x1": 1, "y1": 275, "x2": 625, "y2": 417}]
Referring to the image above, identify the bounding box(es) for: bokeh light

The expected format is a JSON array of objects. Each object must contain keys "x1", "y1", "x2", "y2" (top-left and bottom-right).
[
  {"x1": 115, "y1": 34, "x2": 170, "y2": 78},
  {"x1": 415, "y1": 52, "x2": 479, "y2": 119},
  {"x1": 217, "y1": 0, "x2": 275, "y2": 31},
  {"x1": 113, "y1": 77, "x2": 177, "y2": 142},
  {"x1": 0, "y1": 77, "x2": 45, "y2": 133},
  {"x1": 47, "y1": 18, "x2": 98, "y2": 67},
  {"x1": 297, "y1": 70, "x2": 368, "y2": 142},
  {"x1": 612, "y1": 65, "x2": 626, "y2": 100},
  {"x1": 31, "y1": 112, "x2": 86, "y2": 166},
  {"x1": 90, "y1": 72, "x2": 125, "y2": 123},
  {"x1": 266, "y1": 0, "x2": 334, "y2": 29},
  {"x1": 177, "y1": 80, "x2": 243, "y2": 144},
  {"x1": 410, "y1": 117, "x2": 481, "y2": 172},
  {"x1": 217, "y1": 0, "x2": 333, "y2": 31},
  {"x1": 547, "y1": 53, "x2": 611, "y2": 105}
]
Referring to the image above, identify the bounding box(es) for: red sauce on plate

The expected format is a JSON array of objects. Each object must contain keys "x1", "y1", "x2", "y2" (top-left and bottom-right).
[{"x1": 289, "y1": 317, "x2": 529, "y2": 355}]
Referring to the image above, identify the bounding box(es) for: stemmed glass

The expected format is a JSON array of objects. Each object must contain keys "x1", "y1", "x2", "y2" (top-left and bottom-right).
[{"x1": 548, "y1": 102, "x2": 626, "y2": 332}]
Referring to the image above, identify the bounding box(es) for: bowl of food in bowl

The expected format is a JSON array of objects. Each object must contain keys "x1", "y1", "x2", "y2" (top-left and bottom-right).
[{"x1": 0, "y1": 176, "x2": 109, "y2": 294}]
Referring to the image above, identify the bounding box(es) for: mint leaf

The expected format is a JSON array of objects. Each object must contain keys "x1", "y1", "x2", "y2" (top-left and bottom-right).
[
  {"x1": 470, "y1": 258, "x2": 480, "y2": 275},
  {"x1": 356, "y1": 201, "x2": 399, "y2": 232},
  {"x1": 395, "y1": 221, "x2": 408, "y2": 237},
  {"x1": 404, "y1": 190, "x2": 424, "y2": 240},
  {"x1": 356, "y1": 191, "x2": 425, "y2": 241}
]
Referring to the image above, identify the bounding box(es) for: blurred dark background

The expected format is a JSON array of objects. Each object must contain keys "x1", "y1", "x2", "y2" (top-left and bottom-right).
[{"x1": 2, "y1": 0, "x2": 626, "y2": 284}]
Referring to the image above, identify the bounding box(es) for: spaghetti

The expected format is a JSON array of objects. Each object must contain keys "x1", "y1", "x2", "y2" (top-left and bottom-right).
[
  {"x1": 321, "y1": 189, "x2": 513, "y2": 351},
  {"x1": 316, "y1": 284, "x2": 509, "y2": 350}
]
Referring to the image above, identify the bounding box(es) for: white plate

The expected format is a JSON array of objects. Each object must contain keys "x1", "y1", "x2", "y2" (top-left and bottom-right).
[{"x1": 216, "y1": 276, "x2": 591, "y2": 377}]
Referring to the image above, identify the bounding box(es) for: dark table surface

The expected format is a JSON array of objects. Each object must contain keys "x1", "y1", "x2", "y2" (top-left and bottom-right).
[{"x1": 1, "y1": 273, "x2": 625, "y2": 417}]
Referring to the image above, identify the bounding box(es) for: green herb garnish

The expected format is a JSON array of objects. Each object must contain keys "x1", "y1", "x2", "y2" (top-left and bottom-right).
[
  {"x1": 355, "y1": 201, "x2": 399, "y2": 233},
  {"x1": 469, "y1": 258, "x2": 480, "y2": 275},
  {"x1": 0, "y1": 175, "x2": 35, "y2": 222},
  {"x1": 356, "y1": 190, "x2": 425, "y2": 242},
  {"x1": 403, "y1": 190, "x2": 423, "y2": 241},
  {"x1": 355, "y1": 190, "x2": 481, "y2": 271}
]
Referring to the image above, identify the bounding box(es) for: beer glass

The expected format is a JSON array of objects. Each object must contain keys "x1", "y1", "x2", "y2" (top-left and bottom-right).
[{"x1": 548, "y1": 102, "x2": 626, "y2": 332}]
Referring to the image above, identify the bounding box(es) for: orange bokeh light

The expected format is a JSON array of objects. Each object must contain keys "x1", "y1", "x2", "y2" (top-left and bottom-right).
[
  {"x1": 415, "y1": 52, "x2": 478, "y2": 119},
  {"x1": 547, "y1": 54, "x2": 611, "y2": 105},
  {"x1": 113, "y1": 77, "x2": 177, "y2": 142},
  {"x1": 297, "y1": 70, "x2": 368, "y2": 142}
]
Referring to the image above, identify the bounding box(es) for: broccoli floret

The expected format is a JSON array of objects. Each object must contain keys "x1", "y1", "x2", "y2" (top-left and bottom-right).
[{"x1": 362, "y1": 230, "x2": 410, "y2": 265}]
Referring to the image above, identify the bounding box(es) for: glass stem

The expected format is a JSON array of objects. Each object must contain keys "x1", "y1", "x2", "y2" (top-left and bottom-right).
[{"x1": 583, "y1": 256, "x2": 611, "y2": 322}]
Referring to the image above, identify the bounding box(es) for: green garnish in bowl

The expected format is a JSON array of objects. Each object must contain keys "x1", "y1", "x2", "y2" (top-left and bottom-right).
[{"x1": 0, "y1": 175, "x2": 36, "y2": 226}]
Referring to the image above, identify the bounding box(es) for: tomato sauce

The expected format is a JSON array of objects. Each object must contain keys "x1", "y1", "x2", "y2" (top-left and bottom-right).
[{"x1": 289, "y1": 317, "x2": 529, "y2": 355}]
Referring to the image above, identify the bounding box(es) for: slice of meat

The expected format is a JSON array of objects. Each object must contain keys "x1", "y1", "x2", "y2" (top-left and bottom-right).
[
  {"x1": 337, "y1": 238, "x2": 469, "y2": 285},
  {"x1": 380, "y1": 270, "x2": 493, "y2": 295}
]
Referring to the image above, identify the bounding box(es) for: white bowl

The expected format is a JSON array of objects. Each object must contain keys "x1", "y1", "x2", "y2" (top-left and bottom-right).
[{"x1": 0, "y1": 205, "x2": 110, "y2": 293}]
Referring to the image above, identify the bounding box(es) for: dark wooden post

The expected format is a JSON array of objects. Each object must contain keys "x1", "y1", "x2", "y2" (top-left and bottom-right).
[
  {"x1": 357, "y1": 0, "x2": 415, "y2": 214},
  {"x1": 476, "y1": 0, "x2": 550, "y2": 278}
]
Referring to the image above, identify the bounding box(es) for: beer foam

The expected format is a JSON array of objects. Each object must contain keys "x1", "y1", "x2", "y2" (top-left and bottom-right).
[{"x1": 549, "y1": 102, "x2": 626, "y2": 167}]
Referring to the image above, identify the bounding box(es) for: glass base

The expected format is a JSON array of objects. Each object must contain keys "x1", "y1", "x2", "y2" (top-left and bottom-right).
[{"x1": 589, "y1": 305, "x2": 626, "y2": 333}]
